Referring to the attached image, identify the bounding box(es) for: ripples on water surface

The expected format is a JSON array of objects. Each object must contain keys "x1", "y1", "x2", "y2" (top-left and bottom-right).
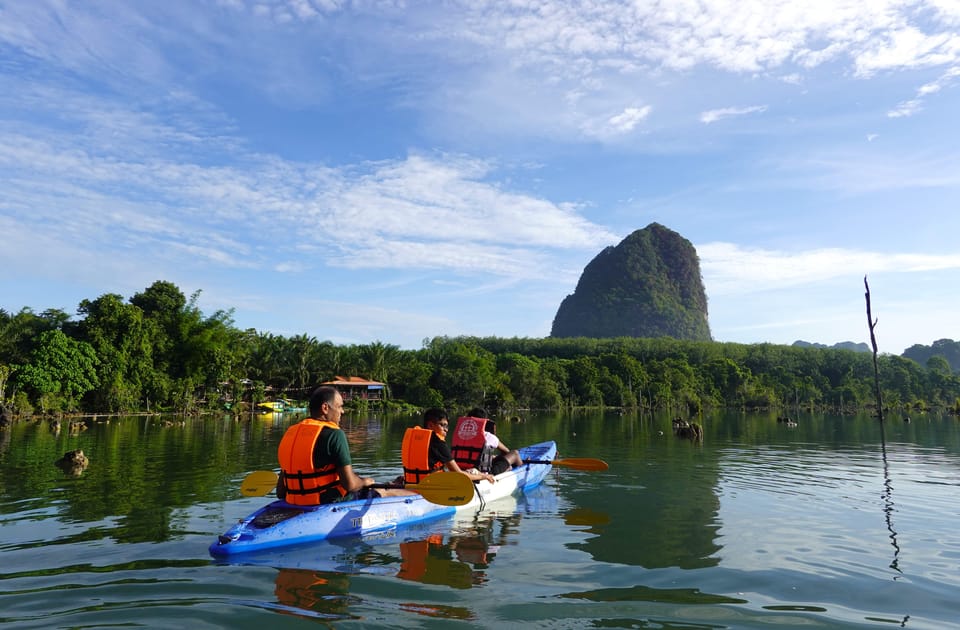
[{"x1": 2, "y1": 411, "x2": 960, "y2": 628}]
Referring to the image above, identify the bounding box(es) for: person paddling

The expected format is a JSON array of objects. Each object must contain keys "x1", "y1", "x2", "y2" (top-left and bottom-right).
[
  {"x1": 276, "y1": 386, "x2": 416, "y2": 504},
  {"x1": 452, "y1": 407, "x2": 523, "y2": 475},
  {"x1": 401, "y1": 407, "x2": 495, "y2": 486}
]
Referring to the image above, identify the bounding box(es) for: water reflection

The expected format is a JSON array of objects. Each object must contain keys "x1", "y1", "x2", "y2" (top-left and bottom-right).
[
  {"x1": 399, "y1": 508, "x2": 522, "y2": 586},
  {"x1": 266, "y1": 506, "x2": 524, "y2": 620},
  {"x1": 557, "y1": 583, "x2": 747, "y2": 605},
  {"x1": 272, "y1": 566, "x2": 477, "y2": 622},
  {"x1": 242, "y1": 503, "x2": 525, "y2": 582},
  {"x1": 879, "y1": 430, "x2": 903, "y2": 577},
  {"x1": 273, "y1": 568, "x2": 356, "y2": 621},
  {"x1": 6, "y1": 410, "x2": 960, "y2": 628},
  {"x1": 0, "y1": 415, "x2": 282, "y2": 543},
  {"x1": 393, "y1": 521, "x2": 507, "y2": 589},
  {"x1": 565, "y1": 432, "x2": 722, "y2": 569},
  {"x1": 563, "y1": 506, "x2": 611, "y2": 530},
  {"x1": 0, "y1": 420, "x2": 10, "y2": 454},
  {"x1": 396, "y1": 534, "x2": 471, "y2": 587}
]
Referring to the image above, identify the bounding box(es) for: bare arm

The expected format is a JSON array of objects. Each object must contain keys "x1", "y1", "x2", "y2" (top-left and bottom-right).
[
  {"x1": 337, "y1": 464, "x2": 375, "y2": 493},
  {"x1": 443, "y1": 458, "x2": 495, "y2": 483}
]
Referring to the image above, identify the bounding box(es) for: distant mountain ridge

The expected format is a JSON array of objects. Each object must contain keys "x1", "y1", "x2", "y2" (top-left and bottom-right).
[
  {"x1": 902, "y1": 339, "x2": 960, "y2": 372},
  {"x1": 550, "y1": 223, "x2": 711, "y2": 341},
  {"x1": 792, "y1": 340, "x2": 871, "y2": 353}
]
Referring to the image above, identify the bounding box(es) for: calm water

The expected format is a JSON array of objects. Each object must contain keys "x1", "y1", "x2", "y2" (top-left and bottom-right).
[{"x1": 2, "y1": 410, "x2": 960, "y2": 629}]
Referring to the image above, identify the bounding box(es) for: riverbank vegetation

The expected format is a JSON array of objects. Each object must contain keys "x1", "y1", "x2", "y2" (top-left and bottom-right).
[{"x1": 2, "y1": 281, "x2": 959, "y2": 418}]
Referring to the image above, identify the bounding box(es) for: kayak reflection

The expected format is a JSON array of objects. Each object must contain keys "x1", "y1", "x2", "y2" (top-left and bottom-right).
[
  {"x1": 240, "y1": 483, "x2": 562, "y2": 620},
  {"x1": 396, "y1": 534, "x2": 473, "y2": 588},
  {"x1": 270, "y1": 509, "x2": 527, "y2": 620},
  {"x1": 273, "y1": 566, "x2": 476, "y2": 622},
  {"x1": 395, "y1": 508, "x2": 522, "y2": 588},
  {"x1": 274, "y1": 568, "x2": 354, "y2": 620}
]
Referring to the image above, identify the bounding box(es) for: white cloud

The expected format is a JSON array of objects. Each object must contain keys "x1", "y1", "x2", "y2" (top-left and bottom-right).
[
  {"x1": 854, "y1": 27, "x2": 960, "y2": 77},
  {"x1": 6, "y1": 2, "x2": 960, "y2": 143},
  {"x1": 700, "y1": 105, "x2": 768, "y2": 124},
  {"x1": 0, "y1": 102, "x2": 617, "y2": 287},
  {"x1": 320, "y1": 153, "x2": 617, "y2": 252},
  {"x1": 887, "y1": 98, "x2": 923, "y2": 118},
  {"x1": 929, "y1": 0, "x2": 960, "y2": 25},
  {"x1": 770, "y1": 148, "x2": 960, "y2": 193},
  {"x1": 3, "y1": 0, "x2": 960, "y2": 351},
  {"x1": 573, "y1": 105, "x2": 653, "y2": 140},
  {"x1": 441, "y1": 1, "x2": 960, "y2": 77},
  {"x1": 608, "y1": 106, "x2": 652, "y2": 133},
  {"x1": 274, "y1": 261, "x2": 307, "y2": 273},
  {"x1": 888, "y1": 65, "x2": 960, "y2": 117},
  {"x1": 699, "y1": 242, "x2": 960, "y2": 296}
]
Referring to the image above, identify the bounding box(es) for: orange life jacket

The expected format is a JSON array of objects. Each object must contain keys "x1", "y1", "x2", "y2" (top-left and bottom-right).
[
  {"x1": 396, "y1": 534, "x2": 444, "y2": 582},
  {"x1": 277, "y1": 419, "x2": 347, "y2": 505},
  {"x1": 450, "y1": 416, "x2": 495, "y2": 472},
  {"x1": 274, "y1": 567, "x2": 350, "y2": 609},
  {"x1": 401, "y1": 426, "x2": 444, "y2": 484}
]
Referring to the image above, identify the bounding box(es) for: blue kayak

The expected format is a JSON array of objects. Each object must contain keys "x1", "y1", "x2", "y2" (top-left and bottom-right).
[{"x1": 209, "y1": 440, "x2": 558, "y2": 557}]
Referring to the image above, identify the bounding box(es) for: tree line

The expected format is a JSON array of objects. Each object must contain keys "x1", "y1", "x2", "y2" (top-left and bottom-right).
[{"x1": 2, "y1": 280, "x2": 959, "y2": 417}]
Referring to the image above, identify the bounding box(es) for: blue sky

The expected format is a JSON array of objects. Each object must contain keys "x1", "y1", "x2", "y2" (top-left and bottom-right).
[{"x1": 2, "y1": 1, "x2": 959, "y2": 355}]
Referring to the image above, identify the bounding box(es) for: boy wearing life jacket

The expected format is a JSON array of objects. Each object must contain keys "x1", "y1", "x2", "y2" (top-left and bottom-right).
[
  {"x1": 451, "y1": 407, "x2": 523, "y2": 475},
  {"x1": 401, "y1": 408, "x2": 495, "y2": 486},
  {"x1": 276, "y1": 386, "x2": 416, "y2": 504}
]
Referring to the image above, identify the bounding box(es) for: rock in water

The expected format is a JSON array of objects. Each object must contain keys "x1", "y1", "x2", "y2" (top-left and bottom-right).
[{"x1": 55, "y1": 449, "x2": 90, "y2": 477}]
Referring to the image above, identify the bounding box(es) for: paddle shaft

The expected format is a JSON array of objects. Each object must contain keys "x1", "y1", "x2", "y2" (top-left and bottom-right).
[
  {"x1": 525, "y1": 457, "x2": 608, "y2": 471},
  {"x1": 242, "y1": 471, "x2": 398, "y2": 495},
  {"x1": 239, "y1": 469, "x2": 475, "y2": 506}
]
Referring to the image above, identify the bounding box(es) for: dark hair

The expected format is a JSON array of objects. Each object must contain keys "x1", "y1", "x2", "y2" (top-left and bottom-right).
[
  {"x1": 423, "y1": 407, "x2": 448, "y2": 427},
  {"x1": 309, "y1": 386, "x2": 339, "y2": 417}
]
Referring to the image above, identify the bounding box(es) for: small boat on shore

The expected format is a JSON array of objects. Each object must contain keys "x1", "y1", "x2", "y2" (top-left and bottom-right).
[
  {"x1": 209, "y1": 441, "x2": 558, "y2": 557},
  {"x1": 256, "y1": 399, "x2": 307, "y2": 413}
]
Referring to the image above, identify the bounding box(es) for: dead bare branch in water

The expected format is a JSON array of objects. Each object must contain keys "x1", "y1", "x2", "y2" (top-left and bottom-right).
[
  {"x1": 864, "y1": 276, "x2": 884, "y2": 424},
  {"x1": 865, "y1": 276, "x2": 902, "y2": 576}
]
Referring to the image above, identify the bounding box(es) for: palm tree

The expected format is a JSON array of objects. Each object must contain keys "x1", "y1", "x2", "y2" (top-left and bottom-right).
[{"x1": 358, "y1": 341, "x2": 402, "y2": 396}]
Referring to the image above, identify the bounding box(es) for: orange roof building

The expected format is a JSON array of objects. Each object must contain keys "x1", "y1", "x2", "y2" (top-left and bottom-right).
[{"x1": 321, "y1": 376, "x2": 386, "y2": 400}]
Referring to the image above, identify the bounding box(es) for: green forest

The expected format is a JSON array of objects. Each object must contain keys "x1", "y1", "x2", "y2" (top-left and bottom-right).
[{"x1": 2, "y1": 280, "x2": 959, "y2": 418}]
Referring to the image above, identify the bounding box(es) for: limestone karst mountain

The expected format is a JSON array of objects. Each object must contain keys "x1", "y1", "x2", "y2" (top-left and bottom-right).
[{"x1": 550, "y1": 223, "x2": 712, "y2": 341}]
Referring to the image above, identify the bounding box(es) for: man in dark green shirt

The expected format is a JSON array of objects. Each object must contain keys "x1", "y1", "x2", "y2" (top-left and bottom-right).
[{"x1": 278, "y1": 386, "x2": 415, "y2": 503}]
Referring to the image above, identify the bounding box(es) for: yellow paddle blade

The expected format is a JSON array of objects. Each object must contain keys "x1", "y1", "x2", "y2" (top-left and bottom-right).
[
  {"x1": 241, "y1": 470, "x2": 279, "y2": 497},
  {"x1": 409, "y1": 471, "x2": 475, "y2": 506}
]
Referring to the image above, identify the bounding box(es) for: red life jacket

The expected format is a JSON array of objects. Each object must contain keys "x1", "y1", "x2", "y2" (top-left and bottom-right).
[
  {"x1": 450, "y1": 416, "x2": 495, "y2": 471},
  {"x1": 454, "y1": 536, "x2": 491, "y2": 566},
  {"x1": 401, "y1": 426, "x2": 444, "y2": 484},
  {"x1": 277, "y1": 419, "x2": 347, "y2": 506}
]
